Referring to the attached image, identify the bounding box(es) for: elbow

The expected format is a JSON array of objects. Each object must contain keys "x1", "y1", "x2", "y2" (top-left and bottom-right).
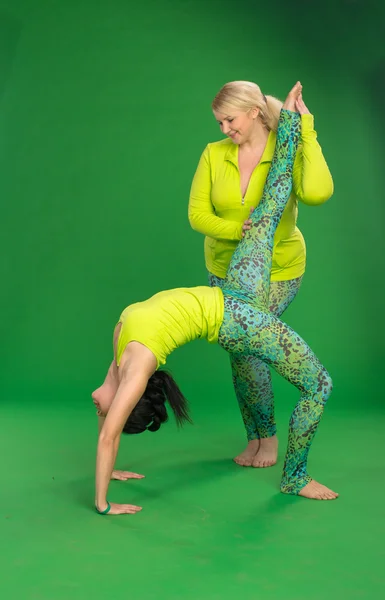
[
  {"x1": 188, "y1": 214, "x2": 196, "y2": 231},
  {"x1": 188, "y1": 210, "x2": 202, "y2": 233},
  {"x1": 98, "y1": 431, "x2": 119, "y2": 446},
  {"x1": 300, "y1": 184, "x2": 334, "y2": 206}
]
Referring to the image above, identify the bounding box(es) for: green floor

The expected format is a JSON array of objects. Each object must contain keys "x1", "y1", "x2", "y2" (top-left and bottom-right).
[{"x1": 2, "y1": 391, "x2": 384, "y2": 599}]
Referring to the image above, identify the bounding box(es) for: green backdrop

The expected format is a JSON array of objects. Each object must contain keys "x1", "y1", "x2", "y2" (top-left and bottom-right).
[
  {"x1": 1, "y1": 0, "x2": 384, "y2": 401},
  {"x1": 1, "y1": 1, "x2": 384, "y2": 598}
]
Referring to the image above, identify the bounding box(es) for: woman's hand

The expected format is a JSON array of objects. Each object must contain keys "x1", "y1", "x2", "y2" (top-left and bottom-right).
[
  {"x1": 111, "y1": 470, "x2": 145, "y2": 481},
  {"x1": 100, "y1": 502, "x2": 143, "y2": 515},
  {"x1": 242, "y1": 207, "x2": 254, "y2": 237},
  {"x1": 295, "y1": 93, "x2": 311, "y2": 115}
]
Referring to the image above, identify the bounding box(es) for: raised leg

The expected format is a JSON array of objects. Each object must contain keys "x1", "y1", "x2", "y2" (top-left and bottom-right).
[
  {"x1": 218, "y1": 300, "x2": 338, "y2": 499},
  {"x1": 223, "y1": 104, "x2": 301, "y2": 306}
]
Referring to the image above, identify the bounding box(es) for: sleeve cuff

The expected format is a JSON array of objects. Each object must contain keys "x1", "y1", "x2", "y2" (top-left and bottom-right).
[
  {"x1": 235, "y1": 223, "x2": 243, "y2": 241},
  {"x1": 300, "y1": 113, "x2": 315, "y2": 132}
]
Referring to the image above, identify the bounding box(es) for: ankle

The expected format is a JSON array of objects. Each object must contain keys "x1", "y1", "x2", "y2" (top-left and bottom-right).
[{"x1": 259, "y1": 434, "x2": 278, "y2": 443}]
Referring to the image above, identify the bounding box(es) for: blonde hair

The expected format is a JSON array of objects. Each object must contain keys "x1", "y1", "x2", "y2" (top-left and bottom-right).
[{"x1": 212, "y1": 80, "x2": 282, "y2": 132}]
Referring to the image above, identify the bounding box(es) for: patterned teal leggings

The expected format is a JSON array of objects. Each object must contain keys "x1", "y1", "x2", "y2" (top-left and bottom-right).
[
  {"x1": 217, "y1": 109, "x2": 333, "y2": 494},
  {"x1": 209, "y1": 273, "x2": 303, "y2": 440}
]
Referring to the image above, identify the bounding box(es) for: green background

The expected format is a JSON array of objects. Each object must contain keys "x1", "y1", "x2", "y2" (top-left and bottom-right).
[{"x1": 1, "y1": 0, "x2": 384, "y2": 598}]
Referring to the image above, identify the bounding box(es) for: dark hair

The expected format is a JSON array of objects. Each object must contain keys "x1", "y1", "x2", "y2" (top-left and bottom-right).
[{"x1": 122, "y1": 370, "x2": 192, "y2": 435}]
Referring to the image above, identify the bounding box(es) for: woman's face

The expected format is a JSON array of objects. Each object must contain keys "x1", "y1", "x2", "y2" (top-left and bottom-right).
[
  {"x1": 92, "y1": 390, "x2": 113, "y2": 418},
  {"x1": 213, "y1": 107, "x2": 259, "y2": 144}
]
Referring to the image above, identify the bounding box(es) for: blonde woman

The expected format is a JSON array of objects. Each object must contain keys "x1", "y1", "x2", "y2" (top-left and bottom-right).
[{"x1": 189, "y1": 81, "x2": 333, "y2": 468}]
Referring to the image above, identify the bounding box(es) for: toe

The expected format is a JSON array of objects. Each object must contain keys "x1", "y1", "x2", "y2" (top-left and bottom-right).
[{"x1": 234, "y1": 458, "x2": 250, "y2": 467}]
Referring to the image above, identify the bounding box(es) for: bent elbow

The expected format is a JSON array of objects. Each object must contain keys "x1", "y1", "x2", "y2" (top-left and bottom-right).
[
  {"x1": 300, "y1": 184, "x2": 334, "y2": 206},
  {"x1": 188, "y1": 210, "x2": 203, "y2": 233}
]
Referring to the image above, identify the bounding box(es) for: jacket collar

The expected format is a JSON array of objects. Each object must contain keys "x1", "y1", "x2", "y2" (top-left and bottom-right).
[{"x1": 224, "y1": 130, "x2": 276, "y2": 167}]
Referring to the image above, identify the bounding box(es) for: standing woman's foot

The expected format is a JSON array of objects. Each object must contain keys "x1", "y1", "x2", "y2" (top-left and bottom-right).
[
  {"x1": 282, "y1": 81, "x2": 302, "y2": 112},
  {"x1": 252, "y1": 435, "x2": 278, "y2": 468},
  {"x1": 233, "y1": 439, "x2": 260, "y2": 467}
]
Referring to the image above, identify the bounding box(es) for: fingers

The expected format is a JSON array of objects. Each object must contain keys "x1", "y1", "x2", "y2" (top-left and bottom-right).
[
  {"x1": 112, "y1": 470, "x2": 145, "y2": 480},
  {"x1": 120, "y1": 504, "x2": 142, "y2": 514},
  {"x1": 242, "y1": 208, "x2": 255, "y2": 237},
  {"x1": 295, "y1": 93, "x2": 310, "y2": 115},
  {"x1": 124, "y1": 472, "x2": 145, "y2": 479},
  {"x1": 118, "y1": 471, "x2": 145, "y2": 478},
  {"x1": 109, "y1": 503, "x2": 143, "y2": 515}
]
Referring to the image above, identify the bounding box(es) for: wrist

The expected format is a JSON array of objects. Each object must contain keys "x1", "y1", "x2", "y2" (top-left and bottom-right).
[
  {"x1": 95, "y1": 499, "x2": 109, "y2": 512},
  {"x1": 300, "y1": 113, "x2": 314, "y2": 132},
  {"x1": 95, "y1": 500, "x2": 111, "y2": 515}
]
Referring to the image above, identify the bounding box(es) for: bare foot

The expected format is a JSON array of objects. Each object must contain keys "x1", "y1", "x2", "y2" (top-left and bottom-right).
[
  {"x1": 282, "y1": 81, "x2": 302, "y2": 112},
  {"x1": 252, "y1": 435, "x2": 278, "y2": 468},
  {"x1": 233, "y1": 439, "x2": 260, "y2": 467},
  {"x1": 298, "y1": 480, "x2": 339, "y2": 500}
]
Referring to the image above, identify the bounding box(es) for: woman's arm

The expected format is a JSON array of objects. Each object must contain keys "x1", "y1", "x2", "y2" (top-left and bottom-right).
[
  {"x1": 188, "y1": 146, "x2": 243, "y2": 241},
  {"x1": 95, "y1": 371, "x2": 149, "y2": 515},
  {"x1": 293, "y1": 113, "x2": 334, "y2": 205},
  {"x1": 97, "y1": 416, "x2": 144, "y2": 482}
]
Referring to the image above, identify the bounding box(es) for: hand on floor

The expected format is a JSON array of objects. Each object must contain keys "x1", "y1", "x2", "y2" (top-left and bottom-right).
[
  {"x1": 111, "y1": 470, "x2": 145, "y2": 481},
  {"x1": 107, "y1": 502, "x2": 143, "y2": 515}
]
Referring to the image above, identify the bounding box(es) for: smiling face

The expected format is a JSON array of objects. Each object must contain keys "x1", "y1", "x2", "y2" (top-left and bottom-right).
[
  {"x1": 92, "y1": 387, "x2": 116, "y2": 418},
  {"x1": 92, "y1": 395, "x2": 108, "y2": 417},
  {"x1": 213, "y1": 106, "x2": 259, "y2": 145}
]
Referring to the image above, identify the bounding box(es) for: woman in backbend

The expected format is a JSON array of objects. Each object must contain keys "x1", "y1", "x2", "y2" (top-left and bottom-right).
[
  {"x1": 92, "y1": 82, "x2": 338, "y2": 516},
  {"x1": 189, "y1": 80, "x2": 333, "y2": 468}
]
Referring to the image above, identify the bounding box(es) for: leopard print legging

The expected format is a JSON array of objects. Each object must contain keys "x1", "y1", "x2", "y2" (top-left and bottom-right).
[
  {"x1": 217, "y1": 109, "x2": 332, "y2": 494},
  {"x1": 209, "y1": 273, "x2": 303, "y2": 441}
]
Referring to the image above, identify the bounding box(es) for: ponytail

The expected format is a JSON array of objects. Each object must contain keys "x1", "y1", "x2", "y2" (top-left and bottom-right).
[
  {"x1": 260, "y1": 95, "x2": 283, "y2": 132},
  {"x1": 122, "y1": 370, "x2": 192, "y2": 435}
]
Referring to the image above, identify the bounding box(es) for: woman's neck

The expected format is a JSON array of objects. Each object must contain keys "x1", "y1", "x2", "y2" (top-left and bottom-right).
[{"x1": 240, "y1": 121, "x2": 269, "y2": 153}]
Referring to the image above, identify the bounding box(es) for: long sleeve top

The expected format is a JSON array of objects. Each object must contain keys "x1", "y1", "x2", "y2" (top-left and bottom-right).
[{"x1": 188, "y1": 114, "x2": 333, "y2": 281}]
